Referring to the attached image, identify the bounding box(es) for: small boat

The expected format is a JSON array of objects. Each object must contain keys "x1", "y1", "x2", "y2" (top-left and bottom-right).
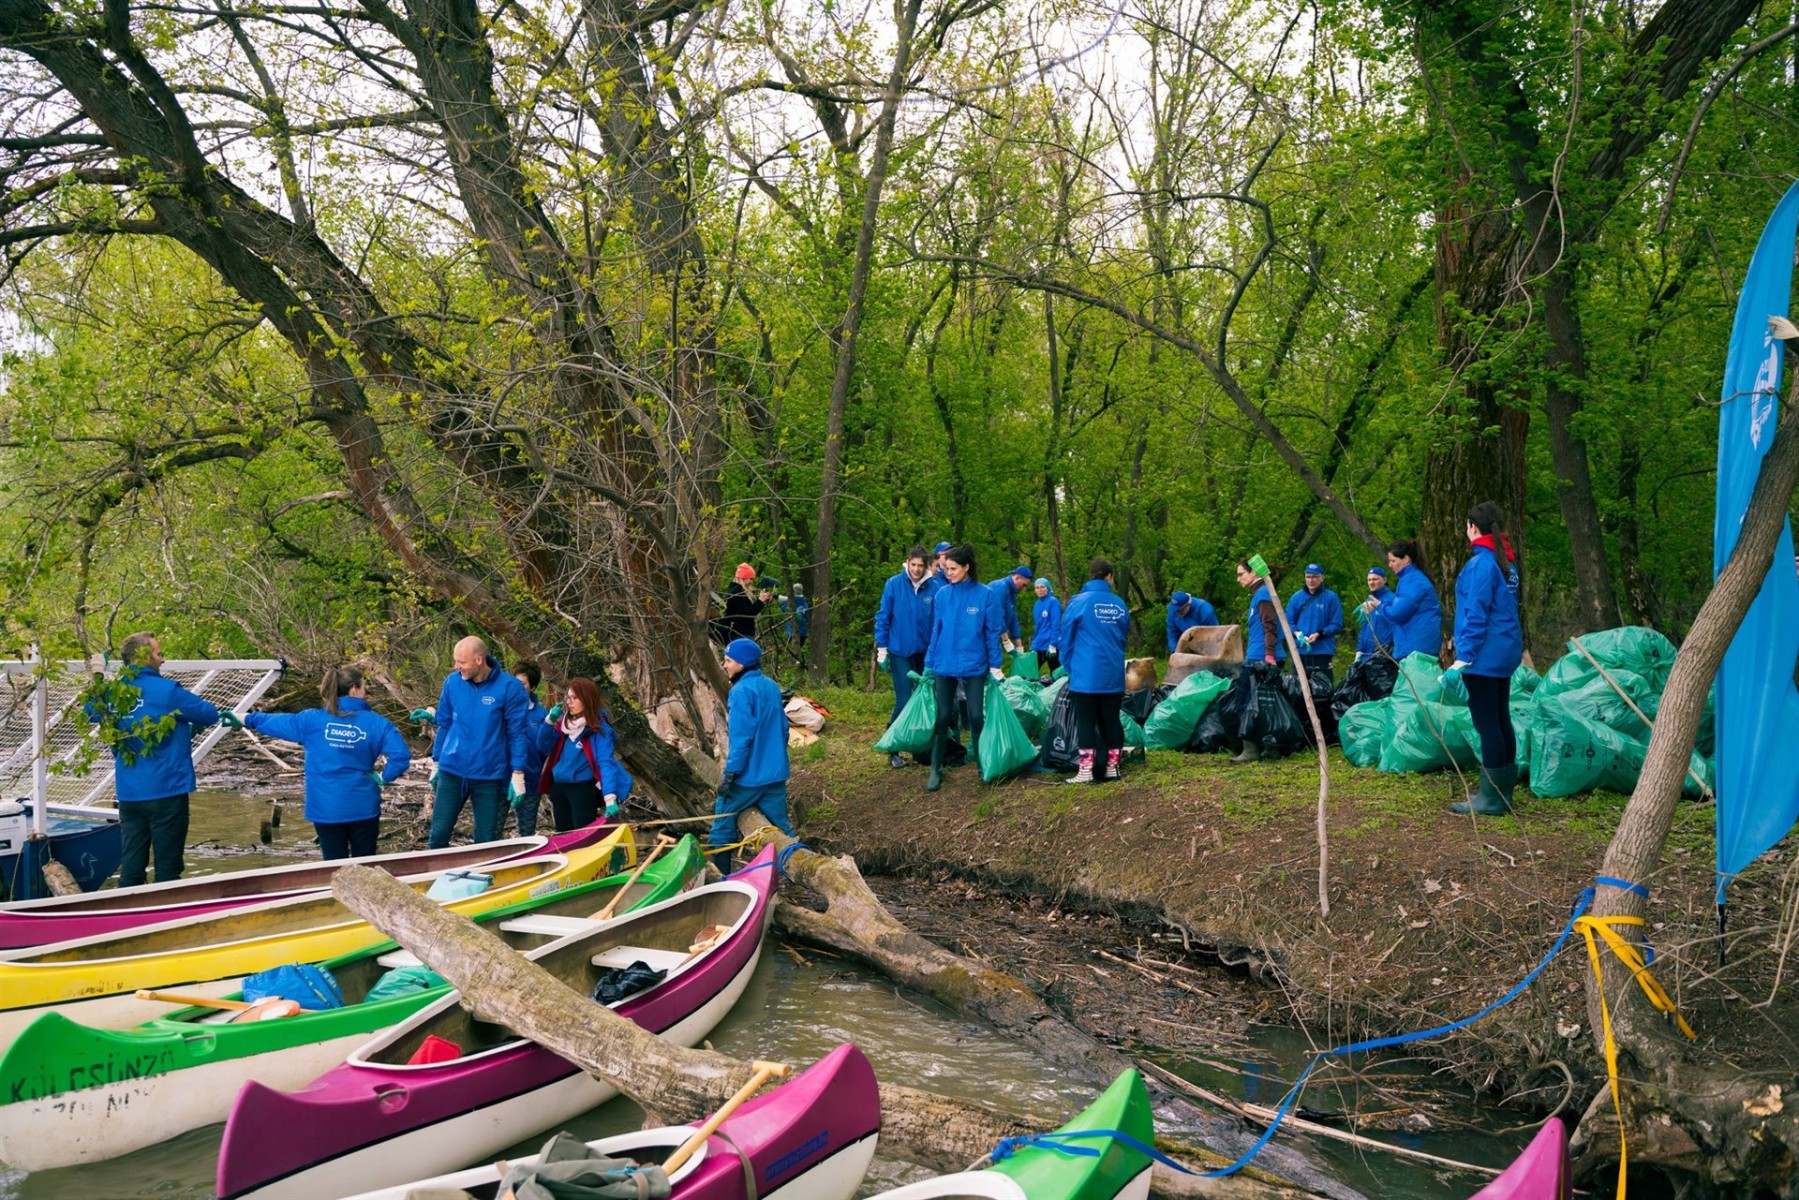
[
  {"x1": 215, "y1": 845, "x2": 779, "y2": 1200},
  {"x1": 336, "y1": 1042, "x2": 882, "y2": 1200},
  {"x1": 0, "y1": 835, "x2": 701, "y2": 1172},
  {"x1": 864, "y1": 1069, "x2": 1154, "y2": 1200},
  {"x1": 0, "y1": 825, "x2": 632, "y2": 1045},
  {"x1": 1470, "y1": 1119, "x2": 1570, "y2": 1200}
]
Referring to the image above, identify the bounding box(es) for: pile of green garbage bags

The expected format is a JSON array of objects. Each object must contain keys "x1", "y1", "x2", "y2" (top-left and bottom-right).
[{"x1": 1336, "y1": 627, "x2": 1713, "y2": 798}]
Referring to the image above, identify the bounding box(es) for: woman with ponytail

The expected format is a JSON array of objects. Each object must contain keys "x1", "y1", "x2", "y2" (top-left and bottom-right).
[
  {"x1": 1445, "y1": 501, "x2": 1524, "y2": 816},
  {"x1": 244, "y1": 667, "x2": 411, "y2": 859}
]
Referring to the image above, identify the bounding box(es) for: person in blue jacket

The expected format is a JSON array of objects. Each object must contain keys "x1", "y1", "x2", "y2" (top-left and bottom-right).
[
  {"x1": 710, "y1": 639, "x2": 794, "y2": 866},
  {"x1": 1446, "y1": 501, "x2": 1524, "y2": 816},
  {"x1": 1286, "y1": 564, "x2": 1344, "y2": 682},
  {"x1": 1360, "y1": 540, "x2": 1443, "y2": 661},
  {"x1": 535, "y1": 676, "x2": 633, "y2": 831},
  {"x1": 1062, "y1": 558, "x2": 1131, "y2": 784},
  {"x1": 874, "y1": 545, "x2": 938, "y2": 767},
  {"x1": 1030, "y1": 578, "x2": 1062, "y2": 672},
  {"x1": 244, "y1": 666, "x2": 410, "y2": 860},
  {"x1": 1165, "y1": 591, "x2": 1217, "y2": 653},
  {"x1": 1236, "y1": 561, "x2": 1285, "y2": 666},
  {"x1": 923, "y1": 544, "x2": 1005, "y2": 792},
  {"x1": 987, "y1": 564, "x2": 1033, "y2": 654},
  {"x1": 86, "y1": 632, "x2": 221, "y2": 886},
  {"x1": 426, "y1": 636, "x2": 531, "y2": 848},
  {"x1": 1355, "y1": 567, "x2": 1394, "y2": 660},
  {"x1": 508, "y1": 660, "x2": 549, "y2": 837}
]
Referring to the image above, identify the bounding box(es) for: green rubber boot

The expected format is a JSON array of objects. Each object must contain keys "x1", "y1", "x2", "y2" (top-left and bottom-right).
[
  {"x1": 1452, "y1": 764, "x2": 1515, "y2": 815},
  {"x1": 925, "y1": 734, "x2": 944, "y2": 793}
]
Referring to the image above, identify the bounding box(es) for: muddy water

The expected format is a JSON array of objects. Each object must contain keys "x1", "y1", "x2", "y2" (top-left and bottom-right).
[{"x1": 0, "y1": 787, "x2": 1542, "y2": 1200}]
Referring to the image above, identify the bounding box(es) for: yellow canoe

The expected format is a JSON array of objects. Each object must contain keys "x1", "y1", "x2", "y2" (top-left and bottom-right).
[{"x1": 0, "y1": 826, "x2": 632, "y2": 1046}]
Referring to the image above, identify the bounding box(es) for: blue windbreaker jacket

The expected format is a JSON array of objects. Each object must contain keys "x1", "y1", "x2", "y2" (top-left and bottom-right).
[
  {"x1": 1368, "y1": 564, "x2": 1443, "y2": 659},
  {"x1": 925, "y1": 577, "x2": 1004, "y2": 678},
  {"x1": 1243, "y1": 585, "x2": 1286, "y2": 662},
  {"x1": 874, "y1": 571, "x2": 936, "y2": 658},
  {"x1": 518, "y1": 697, "x2": 548, "y2": 796},
  {"x1": 1286, "y1": 587, "x2": 1345, "y2": 657},
  {"x1": 246, "y1": 697, "x2": 410, "y2": 825},
  {"x1": 430, "y1": 658, "x2": 530, "y2": 780},
  {"x1": 1062, "y1": 579, "x2": 1130, "y2": 693},
  {"x1": 89, "y1": 665, "x2": 220, "y2": 803},
  {"x1": 1031, "y1": 593, "x2": 1062, "y2": 652},
  {"x1": 1166, "y1": 598, "x2": 1216, "y2": 652},
  {"x1": 987, "y1": 576, "x2": 1025, "y2": 642},
  {"x1": 1454, "y1": 545, "x2": 1523, "y2": 677},
  {"x1": 536, "y1": 715, "x2": 634, "y2": 801},
  {"x1": 1357, "y1": 588, "x2": 1394, "y2": 657},
  {"x1": 724, "y1": 668, "x2": 790, "y2": 788}
]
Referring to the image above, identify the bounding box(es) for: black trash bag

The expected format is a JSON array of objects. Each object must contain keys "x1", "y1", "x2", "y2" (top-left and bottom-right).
[
  {"x1": 1038, "y1": 687, "x2": 1080, "y2": 772},
  {"x1": 590, "y1": 961, "x2": 667, "y2": 1005},
  {"x1": 1330, "y1": 657, "x2": 1397, "y2": 723},
  {"x1": 1278, "y1": 668, "x2": 1339, "y2": 746},
  {"x1": 1186, "y1": 699, "x2": 1238, "y2": 754},
  {"x1": 1237, "y1": 662, "x2": 1305, "y2": 756},
  {"x1": 1122, "y1": 687, "x2": 1161, "y2": 724}
]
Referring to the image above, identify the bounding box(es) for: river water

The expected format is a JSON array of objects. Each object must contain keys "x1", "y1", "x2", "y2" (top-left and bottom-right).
[{"x1": 0, "y1": 789, "x2": 1544, "y2": 1200}]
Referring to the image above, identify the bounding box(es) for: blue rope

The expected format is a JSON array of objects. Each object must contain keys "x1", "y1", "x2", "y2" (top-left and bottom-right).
[
  {"x1": 1202, "y1": 883, "x2": 1602, "y2": 1177},
  {"x1": 1595, "y1": 875, "x2": 1649, "y2": 898},
  {"x1": 990, "y1": 1129, "x2": 1199, "y2": 1175}
]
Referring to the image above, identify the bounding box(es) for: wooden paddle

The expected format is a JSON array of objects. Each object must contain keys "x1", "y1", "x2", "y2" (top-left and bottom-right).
[
  {"x1": 590, "y1": 834, "x2": 676, "y2": 922},
  {"x1": 134, "y1": 988, "x2": 302, "y2": 1021},
  {"x1": 660, "y1": 1061, "x2": 790, "y2": 1176}
]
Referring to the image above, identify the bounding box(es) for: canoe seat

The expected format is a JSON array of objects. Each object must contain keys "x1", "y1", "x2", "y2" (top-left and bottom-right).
[
  {"x1": 496, "y1": 914, "x2": 597, "y2": 937},
  {"x1": 375, "y1": 949, "x2": 424, "y2": 969},
  {"x1": 590, "y1": 945, "x2": 689, "y2": 973}
]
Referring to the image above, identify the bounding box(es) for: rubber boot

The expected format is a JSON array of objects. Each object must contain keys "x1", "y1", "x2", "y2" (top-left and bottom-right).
[
  {"x1": 1451, "y1": 763, "x2": 1514, "y2": 815},
  {"x1": 1102, "y1": 749, "x2": 1123, "y2": 783},
  {"x1": 1230, "y1": 741, "x2": 1262, "y2": 764},
  {"x1": 925, "y1": 734, "x2": 944, "y2": 792},
  {"x1": 1066, "y1": 749, "x2": 1094, "y2": 784}
]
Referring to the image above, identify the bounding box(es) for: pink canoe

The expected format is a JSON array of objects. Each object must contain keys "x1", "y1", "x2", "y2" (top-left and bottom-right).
[
  {"x1": 337, "y1": 1043, "x2": 882, "y2": 1200},
  {"x1": 216, "y1": 845, "x2": 778, "y2": 1200},
  {"x1": 0, "y1": 821, "x2": 616, "y2": 949},
  {"x1": 1471, "y1": 1119, "x2": 1571, "y2": 1200}
]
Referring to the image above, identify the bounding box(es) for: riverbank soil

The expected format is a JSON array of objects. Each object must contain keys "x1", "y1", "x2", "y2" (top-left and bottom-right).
[{"x1": 796, "y1": 686, "x2": 1799, "y2": 1190}]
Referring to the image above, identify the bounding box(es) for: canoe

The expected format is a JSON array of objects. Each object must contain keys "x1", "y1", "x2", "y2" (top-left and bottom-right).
[
  {"x1": 863, "y1": 1068, "x2": 1154, "y2": 1200},
  {"x1": 1470, "y1": 1119, "x2": 1570, "y2": 1200},
  {"x1": 0, "y1": 835, "x2": 701, "y2": 1172},
  {"x1": 336, "y1": 1042, "x2": 881, "y2": 1200},
  {"x1": 216, "y1": 845, "x2": 779, "y2": 1200},
  {"x1": 0, "y1": 825, "x2": 632, "y2": 1045},
  {"x1": 0, "y1": 820, "x2": 619, "y2": 949}
]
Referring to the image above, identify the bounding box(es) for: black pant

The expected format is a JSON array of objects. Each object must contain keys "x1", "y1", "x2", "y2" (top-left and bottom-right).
[
  {"x1": 118, "y1": 793, "x2": 189, "y2": 887},
  {"x1": 317, "y1": 818, "x2": 381, "y2": 860},
  {"x1": 932, "y1": 674, "x2": 987, "y2": 751},
  {"x1": 1299, "y1": 653, "x2": 1334, "y2": 683},
  {"x1": 1071, "y1": 692, "x2": 1125, "y2": 756},
  {"x1": 548, "y1": 780, "x2": 599, "y2": 832},
  {"x1": 1464, "y1": 672, "x2": 1515, "y2": 770},
  {"x1": 511, "y1": 794, "x2": 542, "y2": 837},
  {"x1": 1037, "y1": 649, "x2": 1060, "y2": 672}
]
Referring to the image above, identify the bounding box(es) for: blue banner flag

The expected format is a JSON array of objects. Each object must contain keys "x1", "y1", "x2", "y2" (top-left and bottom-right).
[{"x1": 1714, "y1": 178, "x2": 1799, "y2": 903}]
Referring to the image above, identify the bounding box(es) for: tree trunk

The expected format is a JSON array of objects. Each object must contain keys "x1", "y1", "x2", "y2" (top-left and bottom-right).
[{"x1": 330, "y1": 864, "x2": 1331, "y2": 1200}]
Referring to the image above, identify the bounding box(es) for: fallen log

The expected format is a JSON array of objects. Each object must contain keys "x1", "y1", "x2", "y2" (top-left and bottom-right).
[{"x1": 331, "y1": 863, "x2": 1330, "y2": 1200}]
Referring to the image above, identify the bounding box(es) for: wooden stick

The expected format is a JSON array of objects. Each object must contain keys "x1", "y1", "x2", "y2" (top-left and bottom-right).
[
  {"x1": 1569, "y1": 635, "x2": 1711, "y2": 799},
  {"x1": 591, "y1": 835, "x2": 675, "y2": 922},
  {"x1": 1253, "y1": 563, "x2": 1332, "y2": 918},
  {"x1": 660, "y1": 1061, "x2": 790, "y2": 1175},
  {"x1": 133, "y1": 988, "x2": 300, "y2": 1020}
]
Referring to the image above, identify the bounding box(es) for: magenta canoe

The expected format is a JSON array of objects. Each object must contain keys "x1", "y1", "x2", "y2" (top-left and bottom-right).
[
  {"x1": 0, "y1": 820, "x2": 618, "y2": 949},
  {"x1": 216, "y1": 845, "x2": 778, "y2": 1200},
  {"x1": 338, "y1": 1042, "x2": 881, "y2": 1200},
  {"x1": 1470, "y1": 1119, "x2": 1570, "y2": 1200}
]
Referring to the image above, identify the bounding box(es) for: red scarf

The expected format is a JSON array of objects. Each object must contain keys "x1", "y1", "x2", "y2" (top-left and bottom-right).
[{"x1": 1472, "y1": 532, "x2": 1516, "y2": 563}]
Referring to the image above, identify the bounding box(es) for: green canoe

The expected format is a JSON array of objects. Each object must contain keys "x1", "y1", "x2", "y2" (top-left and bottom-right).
[{"x1": 0, "y1": 834, "x2": 702, "y2": 1173}]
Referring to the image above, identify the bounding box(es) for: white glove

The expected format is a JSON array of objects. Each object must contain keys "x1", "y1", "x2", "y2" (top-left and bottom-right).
[
  {"x1": 509, "y1": 770, "x2": 526, "y2": 798},
  {"x1": 1301, "y1": 632, "x2": 1314, "y2": 646},
  {"x1": 1450, "y1": 660, "x2": 1470, "y2": 671},
  {"x1": 1002, "y1": 636, "x2": 1016, "y2": 653},
  {"x1": 1048, "y1": 645, "x2": 1056, "y2": 655},
  {"x1": 990, "y1": 667, "x2": 1004, "y2": 681},
  {"x1": 1359, "y1": 598, "x2": 1376, "y2": 614},
  {"x1": 876, "y1": 647, "x2": 888, "y2": 666}
]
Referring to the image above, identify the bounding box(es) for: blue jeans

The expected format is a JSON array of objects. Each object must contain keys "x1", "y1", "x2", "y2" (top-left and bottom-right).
[
  {"x1": 511, "y1": 794, "x2": 542, "y2": 837},
  {"x1": 429, "y1": 773, "x2": 507, "y2": 848},
  {"x1": 118, "y1": 793, "x2": 189, "y2": 887},
  {"x1": 708, "y1": 781, "x2": 794, "y2": 866},
  {"x1": 887, "y1": 652, "x2": 926, "y2": 726}
]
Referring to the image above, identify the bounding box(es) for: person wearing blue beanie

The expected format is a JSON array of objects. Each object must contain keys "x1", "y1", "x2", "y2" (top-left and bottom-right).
[
  {"x1": 1030, "y1": 577, "x2": 1062, "y2": 672},
  {"x1": 710, "y1": 638, "x2": 794, "y2": 866}
]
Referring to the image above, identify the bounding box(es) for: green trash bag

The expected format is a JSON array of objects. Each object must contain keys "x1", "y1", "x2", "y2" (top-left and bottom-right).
[
  {"x1": 1510, "y1": 662, "x2": 1542, "y2": 698},
  {"x1": 1510, "y1": 696, "x2": 1538, "y2": 779},
  {"x1": 1143, "y1": 671, "x2": 1230, "y2": 750},
  {"x1": 1387, "y1": 652, "x2": 1447, "y2": 720},
  {"x1": 1684, "y1": 752, "x2": 1715, "y2": 799},
  {"x1": 1552, "y1": 669, "x2": 1658, "y2": 740},
  {"x1": 1040, "y1": 675, "x2": 1069, "y2": 710},
  {"x1": 1009, "y1": 651, "x2": 1040, "y2": 680},
  {"x1": 1122, "y1": 711, "x2": 1147, "y2": 752},
  {"x1": 873, "y1": 671, "x2": 936, "y2": 755},
  {"x1": 1337, "y1": 698, "x2": 1392, "y2": 767},
  {"x1": 365, "y1": 964, "x2": 447, "y2": 1003},
  {"x1": 1530, "y1": 695, "x2": 1646, "y2": 797},
  {"x1": 1538, "y1": 626, "x2": 1678, "y2": 698},
  {"x1": 1378, "y1": 701, "x2": 1479, "y2": 774},
  {"x1": 979, "y1": 682, "x2": 1038, "y2": 783},
  {"x1": 999, "y1": 675, "x2": 1049, "y2": 739}
]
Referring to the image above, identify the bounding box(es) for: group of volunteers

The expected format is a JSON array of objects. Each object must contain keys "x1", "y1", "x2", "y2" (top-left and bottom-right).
[{"x1": 870, "y1": 499, "x2": 1523, "y2": 814}]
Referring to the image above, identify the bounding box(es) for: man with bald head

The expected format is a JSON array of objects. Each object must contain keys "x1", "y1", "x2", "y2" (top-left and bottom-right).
[{"x1": 426, "y1": 635, "x2": 532, "y2": 847}]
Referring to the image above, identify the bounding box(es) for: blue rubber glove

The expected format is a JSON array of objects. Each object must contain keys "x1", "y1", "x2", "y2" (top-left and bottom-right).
[
  {"x1": 219, "y1": 710, "x2": 244, "y2": 729},
  {"x1": 603, "y1": 793, "x2": 621, "y2": 820},
  {"x1": 409, "y1": 707, "x2": 436, "y2": 724},
  {"x1": 1440, "y1": 662, "x2": 1469, "y2": 703},
  {"x1": 547, "y1": 703, "x2": 564, "y2": 723},
  {"x1": 507, "y1": 770, "x2": 527, "y2": 809},
  {"x1": 369, "y1": 770, "x2": 385, "y2": 789}
]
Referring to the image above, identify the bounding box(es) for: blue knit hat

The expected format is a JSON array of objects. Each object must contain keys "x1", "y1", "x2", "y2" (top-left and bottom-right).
[
  {"x1": 1367, "y1": 565, "x2": 1388, "y2": 578},
  {"x1": 1010, "y1": 564, "x2": 1033, "y2": 580},
  {"x1": 1034, "y1": 577, "x2": 1051, "y2": 591},
  {"x1": 724, "y1": 638, "x2": 761, "y2": 668},
  {"x1": 1172, "y1": 591, "x2": 1191, "y2": 606},
  {"x1": 1304, "y1": 563, "x2": 1324, "y2": 575},
  {"x1": 933, "y1": 541, "x2": 952, "y2": 554}
]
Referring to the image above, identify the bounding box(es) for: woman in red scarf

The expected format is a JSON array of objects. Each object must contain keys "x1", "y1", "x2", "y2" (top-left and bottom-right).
[{"x1": 1445, "y1": 500, "x2": 1524, "y2": 815}]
